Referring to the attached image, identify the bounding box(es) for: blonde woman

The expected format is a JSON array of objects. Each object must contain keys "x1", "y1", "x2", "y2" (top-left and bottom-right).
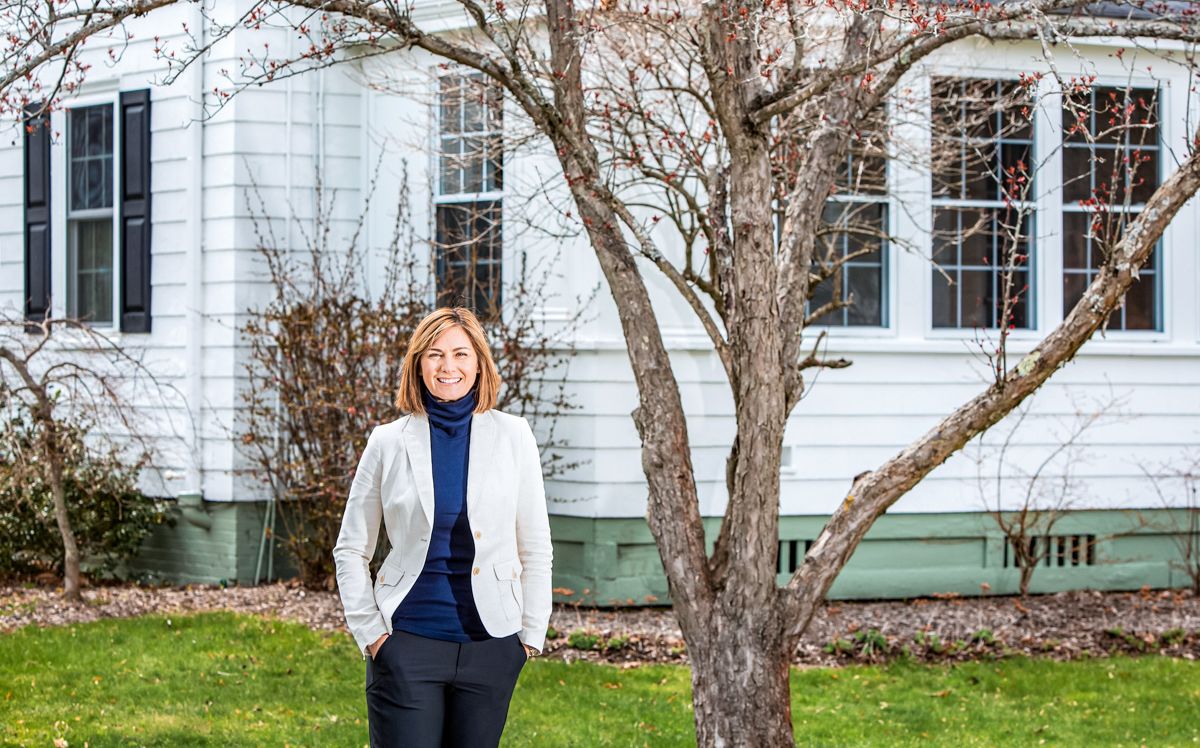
[{"x1": 334, "y1": 307, "x2": 552, "y2": 747}]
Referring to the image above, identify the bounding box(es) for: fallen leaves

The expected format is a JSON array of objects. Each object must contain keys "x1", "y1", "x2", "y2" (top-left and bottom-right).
[{"x1": 1, "y1": 583, "x2": 1198, "y2": 669}]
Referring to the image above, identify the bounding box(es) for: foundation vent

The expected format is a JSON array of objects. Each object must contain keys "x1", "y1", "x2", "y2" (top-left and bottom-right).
[
  {"x1": 1003, "y1": 534, "x2": 1096, "y2": 568},
  {"x1": 777, "y1": 538, "x2": 814, "y2": 574}
]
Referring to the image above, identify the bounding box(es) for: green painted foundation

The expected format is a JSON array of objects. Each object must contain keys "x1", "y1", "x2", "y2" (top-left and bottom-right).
[
  {"x1": 126, "y1": 499, "x2": 292, "y2": 586},
  {"x1": 549, "y1": 509, "x2": 1199, "y2": 606},
  {"x1": 126, "y1": 503, "x2": 1197, "y2": 604}
]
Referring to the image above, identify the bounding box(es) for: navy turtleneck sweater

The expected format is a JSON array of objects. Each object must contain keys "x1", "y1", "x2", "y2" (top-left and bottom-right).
[{"x1": 391, "y1": 388, "x2": 489, "y2": 641}]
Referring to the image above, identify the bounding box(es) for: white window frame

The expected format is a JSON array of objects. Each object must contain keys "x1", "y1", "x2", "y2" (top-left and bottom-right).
[
  {"x1": 810, "y1": 191, "x2": 892, "y2": 331},
  {"x1": 430, "y1": 70, "x2": 504, "y2": 314},
  {"x1": 806, "y1": 95, "x2": 894, "y2": 334},
  {"x1": 927, "y1": 75, "x2": 1040, "y2": 336},
  {"x1": 48, "y1": 87, "x2": 122, "y2": 329},
  {"x1": 1057, "y1": 79, "x2": 1167, "y2": 337}
]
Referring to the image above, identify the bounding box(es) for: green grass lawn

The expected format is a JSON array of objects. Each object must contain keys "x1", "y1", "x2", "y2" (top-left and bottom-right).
[{"x1": 1, "y1": 612, "x2": 1196, "y2": 746}]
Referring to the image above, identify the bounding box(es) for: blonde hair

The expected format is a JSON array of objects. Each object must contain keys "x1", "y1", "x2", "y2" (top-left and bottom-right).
[{"x1": 395, "y1": 307, "x2": 500, "y2": 415}]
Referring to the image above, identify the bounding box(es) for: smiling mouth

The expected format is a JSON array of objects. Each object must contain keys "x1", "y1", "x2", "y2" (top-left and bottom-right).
[{"x1": 436, "y1": 377, "x2": 462, "y2": 385}]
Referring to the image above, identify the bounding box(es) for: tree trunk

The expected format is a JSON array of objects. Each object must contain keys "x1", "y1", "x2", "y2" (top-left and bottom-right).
[
  {"x1": 2, "y1": 345, "x2": 86, "y2": 604},
  {"x1": 1019, "y1": 562, "x2": 1034, "y2": 598},
  {"x1": 43, "y1": 432, "x2": 82, "y2": 602},
  {"x1": 687, "y1": 606, "x2": 793, "y2": 748}
]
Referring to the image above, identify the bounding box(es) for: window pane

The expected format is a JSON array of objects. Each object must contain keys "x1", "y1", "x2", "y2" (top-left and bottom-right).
[
  {"x1": 1062, "y1": 147, "x2": 1093, "y2": 203},
  {"x1": 931, "y1": 207, "x2": 1032, "y2": 329},
  {"x1": 959, "y1": 209, "x2": 991, "y2": 267},
  {"x1": 931, "y1": 80, "x2": 1036, "y2": 331},
  {"x1": 835, "y1": 103, "x2": 888, "y2": 195},
  {"x1": 931, "y1": 146, "x2": 960, "y2": 198},
  {"x1": 485, "y1": 145, "x2": 503, "y2": 193},
  {"x1": 932, "y1": 270, "x2": 957, "y2": 328},
  {"x1": 809, "y1": 274, "x2": 838, "y2": 326},
  {"x1": 999, "y1": 142, "x2": 1032, "y2": 201},
  {"x1": 813, "y1": 201, "x2": 886, "y2": 327},
  {"x1": 1065, "y1": 83, "x2": 1156, "y2": 331},
  {"x1": 1001, "y1": 81, "x2": 1034, "y2": 141},
  {"x1": 68, "y1": 105, "x2": 114, "y2": 212},
  {"x1": 1094, "y1": 88, "x2": 1129, "y2": 146},
  {"x1": 440, "y1": 76, "x2": 461, "y2": 133},
  {"x1": 845, "y1": 265, "x2": 882, "y2": 326},
  {"x1": 932, "y1": 78, "x2": 1034, "y2": 203},
  {"x1": 438, "y1": 73, "x2": 503, "y2": 201},
  {"x1": 462, "y1": 82, "x2": 485, "y2": 132},
  {"x1": 932, "y1": 209, "x2": 959, "y2": 266},
  {"x1": 435, "y1": 201, "x2": 502, "y2": 316},
  {"x1": 963, "y1": 142, "x2": 994, "y2": 201},
  {"x1": 86, "y1": 160, "x2": 107, "y2": 207},
  {"x1": 440, "y1": 137, "x2": 462, "y2": 194},
  {"x1": 71, "y1": 161, "x2": 87, "y2": 210},
  {"x1": 1002, "y1": 270, "x2": 1031, "y2": 329},
  {"x1": 1062, "y1": 272, "x2": 1089, "y2": 317},
  {"x1": 1129, "y1": 148, "x2": 1158, "y2": 204},
  {"x1": 959, "y1": 269, "x2": 992, "y2": 328},
  {"x1": 1061, "y1": 85, "x2": 1160, "y2": 210},
  {"x1": 1123, "y1": 272, "x2": 1157, "y2": 330},
  {"x1": 1062, "y1": 212, "x2": 1090, "y2": 270},
  {"x1": 68, "y1": 219, "x2": 113, "y2": 324},
  {"x1": 487, "y1": 84, "x2": 503, "y2": 130},
  {"x1": 461, "y1": 136, "x2": 485, "y2": 194}
]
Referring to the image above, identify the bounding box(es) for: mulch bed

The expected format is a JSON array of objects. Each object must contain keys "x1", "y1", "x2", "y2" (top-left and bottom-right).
[{"x1": 2, "y1": 581, "x2": 1197, "y2": 667}]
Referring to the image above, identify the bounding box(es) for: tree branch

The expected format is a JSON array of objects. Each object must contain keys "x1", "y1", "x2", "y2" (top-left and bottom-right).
[{"x1": 782, "y1": 124, "x2": 1200, "y2": 640}]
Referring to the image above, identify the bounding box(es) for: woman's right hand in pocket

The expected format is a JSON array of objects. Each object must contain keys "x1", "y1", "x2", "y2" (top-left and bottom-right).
[{"x1": 368, "y1": 633, "x2": 389, "y2": 660}]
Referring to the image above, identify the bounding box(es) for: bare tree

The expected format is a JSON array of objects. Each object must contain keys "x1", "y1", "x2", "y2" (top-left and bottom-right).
[
  {"x1": 971, "y1": 391, "x2": 1127, "y2": 596},
  {"x1": 0, "y1": 312, "x2": 185, "y2": 601},
  {"x1": 5, "y1": 1, "x2": 1200, "y2": 743}
]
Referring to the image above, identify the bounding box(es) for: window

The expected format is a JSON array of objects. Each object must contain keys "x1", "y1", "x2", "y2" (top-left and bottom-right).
[
  {"x1": 22, "y1": 90, "x2": 151, "y2": 332},
  {"x1": 435, "y1": 73, "x2": 503, "y2": 316},
  {"x1": 930, "y1": 78, "x2": 1036, "y2": 330},
  {"x1": 1061, "y1": 86, "x2": 1161, "y2": 330},
  {"x1": 67, "y1": 104, "x2": 115, "y2": 324},
  {"x1": 810, "y1": 107, "x2": 888, "y2": 327}
]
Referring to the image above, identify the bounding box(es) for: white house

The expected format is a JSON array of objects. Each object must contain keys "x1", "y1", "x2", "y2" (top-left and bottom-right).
[{"x1": 2, "y1": 2, "x2": 1197, "y2": 602}]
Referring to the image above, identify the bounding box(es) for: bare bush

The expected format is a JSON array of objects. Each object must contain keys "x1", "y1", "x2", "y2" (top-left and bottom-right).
[{"x1": 237, "y1": 167, "x2": 584, "y2": 589}]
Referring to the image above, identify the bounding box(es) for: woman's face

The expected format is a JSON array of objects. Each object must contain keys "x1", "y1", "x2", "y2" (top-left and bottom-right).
[{"x1": 420, "y1": 325, "x2": 479, "y2": 402}]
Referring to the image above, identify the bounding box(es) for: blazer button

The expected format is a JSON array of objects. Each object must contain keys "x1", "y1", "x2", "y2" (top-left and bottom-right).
[
  {"x1": 474, "y1": 530, "x2": 482, "y2": 539},
  {"x1": 472, "y1": 567, "x2": 480, "y2": 576}
]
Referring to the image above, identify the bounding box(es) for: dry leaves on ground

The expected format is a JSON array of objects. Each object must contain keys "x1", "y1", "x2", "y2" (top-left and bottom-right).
[{"x1": 2, "y1": 582, "x2": 1197, "y2": 667}]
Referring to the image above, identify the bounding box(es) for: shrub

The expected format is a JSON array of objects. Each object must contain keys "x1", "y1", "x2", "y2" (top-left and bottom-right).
[
  {"x1": 567, "y1": 630, "x2": 600, "y2": 651},
  {"x1": 604, "y1": 635, "x2": 630, "y2": 652},
  {"x1": 0, "y1": 418, "x2": 169, "y2": 579},
  {"x1": 970, "y1": 628, "x2": 996, "y2": 645}
]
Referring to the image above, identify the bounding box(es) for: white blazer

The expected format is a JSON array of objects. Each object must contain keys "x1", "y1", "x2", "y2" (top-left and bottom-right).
[{"x1": 333, "y1": 409, "x2": 553, "y2": 656}]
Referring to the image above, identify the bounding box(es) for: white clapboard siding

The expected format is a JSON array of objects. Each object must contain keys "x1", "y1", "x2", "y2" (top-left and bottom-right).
[
  {"x1": 1, "y1": 14, "x2": 1196, "y2": 528},
  {"x1": 0, "y1": 2, "x2": 364, "y2": 503}
]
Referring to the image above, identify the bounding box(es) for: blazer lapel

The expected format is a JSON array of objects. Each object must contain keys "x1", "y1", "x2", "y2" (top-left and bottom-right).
[
  {"x1": 466, "y1": 410, "x2": 496, "y2": 520},
  {"x1": 402, "y1": 415, "x2": 435, "y2": 527}
]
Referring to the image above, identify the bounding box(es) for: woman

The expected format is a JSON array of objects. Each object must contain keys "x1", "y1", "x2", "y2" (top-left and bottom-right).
[{"x1": 333, "y1": 307, "x2": 553, "y2": 748}]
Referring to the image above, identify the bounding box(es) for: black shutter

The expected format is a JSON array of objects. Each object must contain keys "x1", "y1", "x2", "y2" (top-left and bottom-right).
[
  {"x1": 119, "y1": 89, "x2": 152, "y2": 332},
  {"x1": 23, "y1": 104, "x2": 51, "y2": 325}
]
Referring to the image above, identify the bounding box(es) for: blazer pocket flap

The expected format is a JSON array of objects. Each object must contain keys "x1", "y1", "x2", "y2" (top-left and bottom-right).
[
  {"x1": 493, "y1": 557, "x2": 522, "y2": 580},
  {"x1": 376, "y1": 556, "x2": 406, "y2": 587}
]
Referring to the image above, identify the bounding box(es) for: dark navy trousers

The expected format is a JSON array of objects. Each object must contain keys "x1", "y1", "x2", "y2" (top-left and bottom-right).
[{"x1": 365, "y1": 630, "x2": 527, "y2": 747}]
